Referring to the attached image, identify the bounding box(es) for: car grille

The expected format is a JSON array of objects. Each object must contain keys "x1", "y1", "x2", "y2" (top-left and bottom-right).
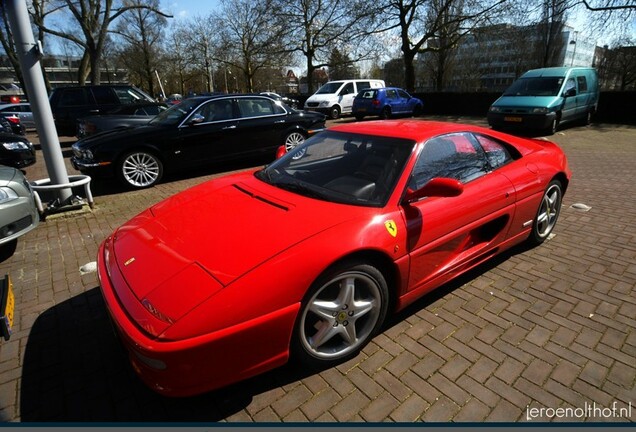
[{"x1": 306, "y1": 102, "x2": 319, "y2": 108}]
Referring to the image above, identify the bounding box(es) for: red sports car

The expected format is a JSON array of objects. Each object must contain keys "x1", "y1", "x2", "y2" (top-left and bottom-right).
[{"x1": 98, "y1": 120, "x2": 570, "y2": 396}]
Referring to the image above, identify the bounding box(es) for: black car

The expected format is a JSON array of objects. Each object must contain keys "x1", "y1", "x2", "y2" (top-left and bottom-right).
[
  {"x1": 0, "y1": 114, "x2": 26, "y2": 135},
  {"x1": 71, "y1": 94, "x2": 326, "y2": 189},
  {"x1": 0, "y1": 132, "x2": 35, "y2": 168},
  {"x1": 49, "y1": 85, "x2": 156, "y2": 136}
]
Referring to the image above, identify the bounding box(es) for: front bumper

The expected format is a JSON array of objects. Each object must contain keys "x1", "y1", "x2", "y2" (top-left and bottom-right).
[
  {"x1": 0, "y1": 195, "x2": 39, "y2": 246},
  {"x1": 97, "y1": 239, "x2": 299, "y2": 396},
  {"x1": 487, "y1": 112, "x2": 556, "y2": 130},
  {"x1": 71, "y1": 156, "x2": 114, "y2": 178},
  {"x1": 0, "y1": 150, "x2": 35, "y2": 169}
]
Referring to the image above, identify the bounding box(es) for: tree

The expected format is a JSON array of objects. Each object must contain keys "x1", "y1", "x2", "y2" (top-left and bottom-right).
[
  {"x1": 212, "y1": 0, "x2": 289, "y2": 93},
  {"x1": 33, "y1": 0, "x2": 171, "y2": 85},
  {"x1": 0, "y1": 5, "x2": 23, "y2": 91},
  {"x1": 328, "y1": 48, "x2": 359, "y2": 80},
  {"x1": 113, "y1": 0, "x2": 167, "y2": 96},
  {"x1": 534, "y1": 0, "x2": 568, "y2": 68},
  {"x1": 273, "y1": 0, "x2": 376, "y2": 93},
  {"x1": 374, "y1": 0, "x2": 507, "y2": 92}
]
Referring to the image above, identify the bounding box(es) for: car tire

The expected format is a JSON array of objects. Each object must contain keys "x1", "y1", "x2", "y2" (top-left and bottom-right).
[
  {"x1": 379, "y1": 107, "x2": 391, "y2": 120},
  {"x1": 547, "y1": 115, "x2": 559, "y2": 135},
  {"x1": 0, "y1": 239, "x2": 18, "y2": 262},
  {"x1": 292, "y1": 261, "x2": 389, "y2": 369},
  {"x1": 329, "y1": 106, "x2": 341, "y2": 120},
  {"x1": 354, "y1": 115, "x2": 364, "y2": 121},
  {"x1": 118, "y1": 150, "x2": 164, "y2": 189},
  {"x1": 412, "y1": 105, "x2": 422, "y2": 117},
  {"x1": 527, "y1": 180, "x2": 563, "y2": 246}
]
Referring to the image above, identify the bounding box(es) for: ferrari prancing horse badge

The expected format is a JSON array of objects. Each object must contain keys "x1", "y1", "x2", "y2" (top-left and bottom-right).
[{"x1": 385, "y1": 220, "x2": 397, "y2": 237}]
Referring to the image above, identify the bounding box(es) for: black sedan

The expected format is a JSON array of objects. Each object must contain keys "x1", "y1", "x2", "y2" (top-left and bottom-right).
[
  {"x1": 71, "y1": 94, "x2": 326, "y2": 189},
  {"x1": 0, "y1": 132, "x2": 35, "y2": 169}
]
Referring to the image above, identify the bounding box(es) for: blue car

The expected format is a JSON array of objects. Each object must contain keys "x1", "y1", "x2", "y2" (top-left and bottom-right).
[{"x1": 352, "y1": 87, "x2": 423, "y2": 120}]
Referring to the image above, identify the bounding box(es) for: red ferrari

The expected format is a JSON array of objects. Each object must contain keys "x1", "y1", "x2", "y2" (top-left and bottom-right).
[{"x1": 98, "y1": 120, "x2": 570, "y2": 396}]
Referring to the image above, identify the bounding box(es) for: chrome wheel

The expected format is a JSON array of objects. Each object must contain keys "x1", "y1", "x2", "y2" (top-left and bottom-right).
[
  {"x1": 284, "y1": 131, "x2": 306, "y2": 157},
  {"x1": 528, "y1": 180, "x2": 562, "y2": 245},
  {"x1": 298, "y1": 265, "x2": 386, "y2": 362},
  {"x1": 120, "y1": 151, "x2": 163, "y2": 188}
]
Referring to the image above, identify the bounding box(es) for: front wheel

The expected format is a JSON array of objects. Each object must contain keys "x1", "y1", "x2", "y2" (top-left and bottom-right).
[
  {"x1": 527, "y1": 180, "x2": 563, "y2": 246},
  {"x1": 118, "y1": 150, "x2": 164, "y2": 189},
  {"x1": 329, "y1": 106, "x2": 341, "y2": 120},
  {"x1": 292, "y1": 262, "x2": 389, "y2": 369}
]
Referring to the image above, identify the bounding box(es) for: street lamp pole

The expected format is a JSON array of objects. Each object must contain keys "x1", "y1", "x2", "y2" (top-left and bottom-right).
[{"x1": 6, "y1": 0, "x2": 72, "y2": 205}]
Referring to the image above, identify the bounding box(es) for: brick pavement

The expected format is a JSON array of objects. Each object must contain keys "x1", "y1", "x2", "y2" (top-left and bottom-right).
[{"x1": 0, "y1": 119, "x2": 634, "y2": 422}]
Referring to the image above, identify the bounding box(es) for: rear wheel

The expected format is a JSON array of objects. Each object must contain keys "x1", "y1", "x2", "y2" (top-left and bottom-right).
[
  {"x1": 292, "y1": 261, "x2": 389, "y2": 369},
  {"x1": 118, "y1": 150, "x2": 163, "y2": 189},
  {"x1": 354, "y1": 114, "x2": 364, "y2": 121},
  {"x1": 527, "y1": 180, "x2": 563, "y2": 246},
  {"x1": 379, "y1": 107, "x2": 391, "y2": 120},
  {"x1": 412, "y1": 105, "x2": 423, "y2": 117}
]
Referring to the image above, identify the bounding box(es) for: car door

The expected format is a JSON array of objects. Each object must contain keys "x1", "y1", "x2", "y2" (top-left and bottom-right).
[
  {"x1": 401, "y1": 132, "x2": 516, "y2": 295},
  {"x1": 338, "y1": 82, "x2": 357, "y2": 114},
  {"x1": 384, "y1": 89, "x2": 401, "y2": 113},
  {"x1": 17, "y1": 104, "x2": 35, "y2": 129},
  {"x1": 172, "y1": 98, "x2": 242, "y2": 169},
  {"x1": 236, "y1": 97, "x2": 289, "y2": 155},
  {"x1": 560, "y1": 78, "x2": 578, "y2": 122}
]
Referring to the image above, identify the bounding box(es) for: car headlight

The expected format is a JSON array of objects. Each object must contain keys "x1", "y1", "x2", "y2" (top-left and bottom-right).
[
  {"x1": 0, "y1": 187, "x2": 18, "y2": 204},
  {"x1": 489, "y1": 106, "x2": 501, "y2": 113},
  {"x1": 3, "y1": 141, "x2": 29, "y2": 151},
  {"x1": 532, "y1": 107, "x2": 549, "y2": 114},
  {"x1": 83, "y1": 149, "x2": 94, "y2": 160}
]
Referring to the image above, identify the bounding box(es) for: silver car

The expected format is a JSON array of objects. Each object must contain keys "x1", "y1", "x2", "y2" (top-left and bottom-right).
[
  {"x1": 0, "y1": 166, "x2": 39, "y2": 259},
  {"x1": 0, "y1": 103, "x2": 35, "y2": 130}
]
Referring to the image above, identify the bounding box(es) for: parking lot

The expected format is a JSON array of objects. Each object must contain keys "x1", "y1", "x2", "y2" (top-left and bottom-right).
[{"x1": 0, "y1": 117, "x2": 634, "y2": 422}]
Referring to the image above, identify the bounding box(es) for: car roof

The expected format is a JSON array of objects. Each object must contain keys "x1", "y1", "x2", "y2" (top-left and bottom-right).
[{"x1": 328, "y1": 120, "x2": 489, "y2": 142}]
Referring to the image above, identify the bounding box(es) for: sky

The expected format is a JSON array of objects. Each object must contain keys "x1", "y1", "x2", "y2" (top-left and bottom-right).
[{"x1": 161, "y1": 0, "x2": 220, "y2": 21}]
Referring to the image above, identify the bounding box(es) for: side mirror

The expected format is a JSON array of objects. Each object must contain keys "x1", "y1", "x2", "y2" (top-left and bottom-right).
[
  {"x1": 188, "y1": 114, "x2": 205, "y2": 125},
  {"x1": 564, "y1": 87, "x2": 576, "y2": 97},
  {"x1": 404, "y1": 177, "x2": 464, "y2": 202}
]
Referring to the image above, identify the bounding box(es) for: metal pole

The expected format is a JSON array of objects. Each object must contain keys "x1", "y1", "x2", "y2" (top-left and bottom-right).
[{"x1": 6, "y1": 0, "x2": 72, "y2": 205}]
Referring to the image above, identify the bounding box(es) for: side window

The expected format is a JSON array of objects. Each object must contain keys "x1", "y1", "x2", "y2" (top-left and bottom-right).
[
  {"x1": 564, "y1": 78, "x2": 576, "y2": 95},
  {"x1": 386, "y1": 89, "x2": 398, "y2": 99},
  {"x1": 195, "y1": 99, "x2": 236, "y2": 122},
  {"x1": 356, "y1": 81, "x2": 371, "y2": 92},
  {"x1": 340, "y1": 83, "x2": 355, "y2": 96},
  {"x1": 91, "y1": 87, "x2": 118, "y2": 104},
  {"x1": 577, "y1": 76, "x2": 588, "y2": 93},
  {"x1": 473, "y1": 134, "x2": 514, "y2": 169},
  {"x1": 397, "y1": 90, "x2": 410, "y2": 99},
  {"x1": 238, "y1": 98, "x2": 281, "y2": 117},
  {"x1": 58, "y1": 89, "x2": 89, "y2": 107},
  {"x1": 409, "y1": 133, "x2": 489, "y2": 189}
]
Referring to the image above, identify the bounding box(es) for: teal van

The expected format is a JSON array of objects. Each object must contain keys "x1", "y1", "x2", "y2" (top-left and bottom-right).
[{"x1": 487, "y1": 67, "x2": 599, "y2": 134}]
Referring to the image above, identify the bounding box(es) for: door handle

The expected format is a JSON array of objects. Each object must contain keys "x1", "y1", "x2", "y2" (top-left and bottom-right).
[
  {"x1": 274, "y1": 120, "x2": 286, "y2": 124},
  {"x1": 222, "y1": 125, "x2": 237, "y2": 130}
]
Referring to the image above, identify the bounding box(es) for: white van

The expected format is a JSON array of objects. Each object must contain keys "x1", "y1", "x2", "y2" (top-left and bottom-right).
[{"x1": 304, "y1": 79, "x2": 385, "y2": 119}]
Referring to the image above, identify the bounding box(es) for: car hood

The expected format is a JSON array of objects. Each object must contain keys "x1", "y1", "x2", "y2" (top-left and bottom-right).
[
  {"x1": 492, "y1": 95, "x2": 561, "y2": 109},
  {"x1": 0, "y1": 165, "x2": 17, "y2": 186},
  {"x1": 112, "y1": 171, "x2": 362, "y2": 301},
  {"x1": 74, "y1": 123, "x2": 166, "y2": 149}
]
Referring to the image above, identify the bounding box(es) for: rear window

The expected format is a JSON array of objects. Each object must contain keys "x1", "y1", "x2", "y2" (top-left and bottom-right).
[
  {"x1": 357, "y1": 89, "x2": 377, "y2": 99},
  {"x1": 114, "y1": 87, "x2": 154, "y2": 104}
]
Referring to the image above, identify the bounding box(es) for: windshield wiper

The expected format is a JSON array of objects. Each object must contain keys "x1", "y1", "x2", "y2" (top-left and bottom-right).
[{"x1": 275, "y1": 180, "x2": 328, "y2": 200}]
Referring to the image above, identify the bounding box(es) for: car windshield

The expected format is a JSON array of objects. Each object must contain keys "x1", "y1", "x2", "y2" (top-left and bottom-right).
[
  {"x1": 256, "y1": 130, "x2": 415, "y2": 207},
  {"x1": 503, "y1": 77, "x2": 564, "y2": 96},
  {"x1": 148, "y1": 98, "x2": 202, "y2": 126},
  {"x1": 315, "y1": 82, "x2": 343, "y2": 94}
]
